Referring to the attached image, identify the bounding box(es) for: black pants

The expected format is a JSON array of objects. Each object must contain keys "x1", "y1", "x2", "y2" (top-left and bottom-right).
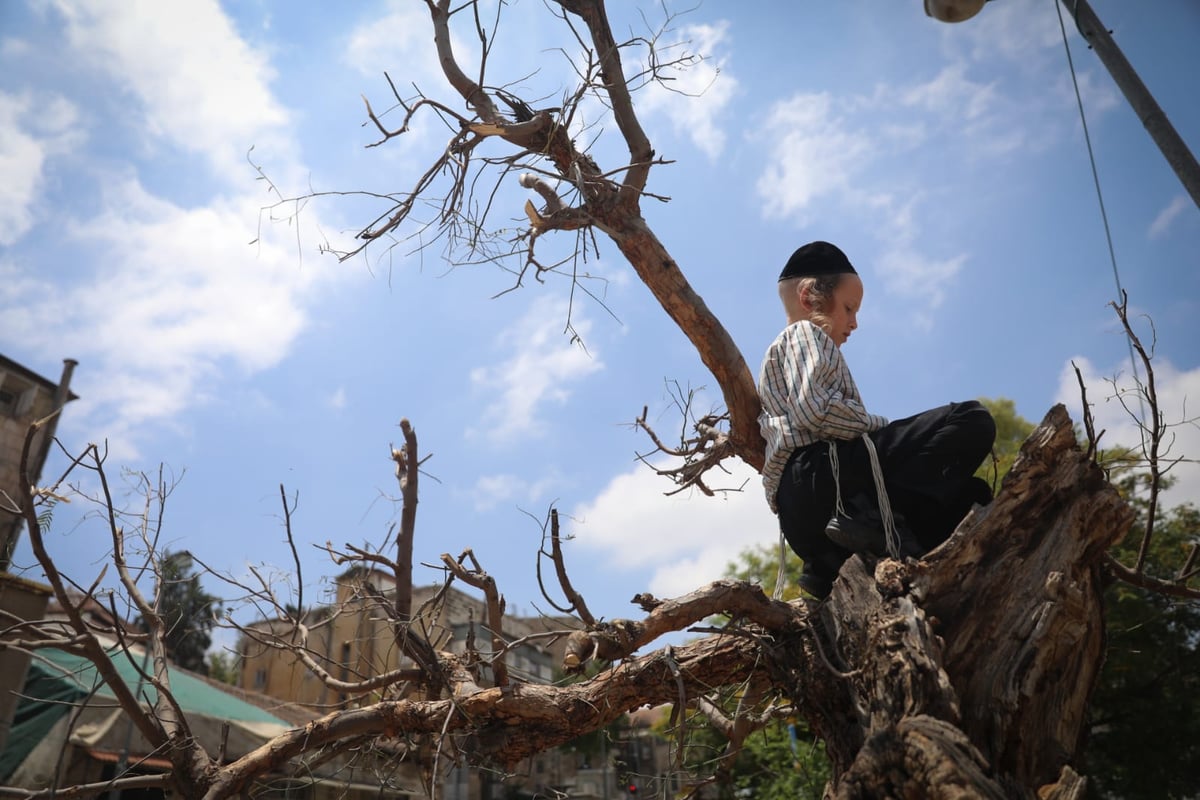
[{"x1": 775, "y1": 400, "x2": 996, "y2": 576}]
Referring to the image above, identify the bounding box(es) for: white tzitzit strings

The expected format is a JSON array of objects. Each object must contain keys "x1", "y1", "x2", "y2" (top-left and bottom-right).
[
  {"x1": 774, "y1": 531, "x2": 787, "y2": 600},
  {"x1": 828, "y1": 435, "x2": 902, "y2": 559},
  {"x1": 861, "y1": 434, "x2": 902, "y2": 558},
  {"x1": 773, "y1": 433, "x2": 904, "y2": 599},
  {"x1": 828, "y1": 441, "x2": 847, "y2": 517}
]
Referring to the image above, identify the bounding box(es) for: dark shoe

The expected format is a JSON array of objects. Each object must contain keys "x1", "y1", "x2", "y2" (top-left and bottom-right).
[
  {"x1": 825, "y1": 513, "x2": 924, "y2": 559},
  {"x1": 967, "y1": 476, "x2": 994, "y2": 506},
  {"x1": 798, "y1": 563, "x2": 834, "y2": 599}
]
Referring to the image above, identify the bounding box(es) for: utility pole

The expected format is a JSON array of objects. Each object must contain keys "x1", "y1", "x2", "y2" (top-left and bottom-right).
[
  {"x1": 926, "y1": 0, "x2": 1200, "y2": 210},
  {"x1": 1059, "y1": 0, "x2": 1200, "y2": 209}
]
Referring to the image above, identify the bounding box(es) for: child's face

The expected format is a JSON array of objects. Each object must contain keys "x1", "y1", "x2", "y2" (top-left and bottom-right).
[{"x1": 822, "y1": 274, "x2": 863, "y2": 347}]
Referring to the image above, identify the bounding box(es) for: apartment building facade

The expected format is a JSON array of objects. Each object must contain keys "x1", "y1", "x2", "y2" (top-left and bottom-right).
[{"x1": 239, "y1": 567, "x2": 589, "y2": 799}]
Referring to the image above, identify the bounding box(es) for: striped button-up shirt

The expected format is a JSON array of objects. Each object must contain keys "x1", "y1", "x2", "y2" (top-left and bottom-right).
[{"x1": 757, "y1": 320, "x2": 888, "y2": 512}]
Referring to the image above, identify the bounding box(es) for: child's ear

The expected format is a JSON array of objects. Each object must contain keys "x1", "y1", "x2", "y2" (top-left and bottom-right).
[{"x1": 797, "y1": 285, "x2": 812, "y2": 311}]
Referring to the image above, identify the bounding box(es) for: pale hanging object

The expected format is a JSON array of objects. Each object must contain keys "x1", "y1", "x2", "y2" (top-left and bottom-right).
[{"x1": 924, "y1": 0, "x2": 986, "y2": 23}]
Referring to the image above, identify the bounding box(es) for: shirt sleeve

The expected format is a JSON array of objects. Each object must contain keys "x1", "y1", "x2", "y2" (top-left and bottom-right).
[{"x1": 778, "y1": 324, "x2": 887, "y2": 440}]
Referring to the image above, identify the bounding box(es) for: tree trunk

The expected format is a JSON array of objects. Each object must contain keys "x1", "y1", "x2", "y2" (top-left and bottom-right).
[{"x1": 805, "y1": 404, "x2": 1131, "y2": 797}]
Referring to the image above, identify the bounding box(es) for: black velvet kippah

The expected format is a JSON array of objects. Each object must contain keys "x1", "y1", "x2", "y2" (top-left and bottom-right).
[{"x1": 778, "y1": 241, "x2": 857, "y2": 281}]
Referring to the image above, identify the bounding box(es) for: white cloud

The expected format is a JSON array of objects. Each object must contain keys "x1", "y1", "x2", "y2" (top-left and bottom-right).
[
  {"x1": 0, "y1": 3, "x2": 353, "y2": 461},
  {"x1": 1056, "y1": 357, "x2": 1200, "y2": 510},
  {"x1": 901, "y1": 63, "x2": 997, "y2": 122},
  {"x1": 0, "y1": 90, "x2": 81, "y2": 245},
  {"x1": 1149, "y1": 194, "x2": 1191, "y2": 240},
  {"x1": 1052, "y1": 67, "x2": 1120, "y2": 121},
  {"x1": 468, "y1": 295, "x2": 604, "y2": 443},
  {"x1": 876, "y1": 248, "x2": 967, "y2": 313},
  {"x1": 955, "y1": 0, "x2": 1061, "y2": 67},
  {"x1": 3, "y1": 176, "x2": 336, "y2": 459},
  {"x1": 756, "y1": 92, "x2": 872, "y2": 221},
  {"x1": 1, "y1": 38, "x2": 33, "y2": 59},
  {"x1": 470, "y1": 473, "x2": 557, "y2": 513},
  {"x1": 0, "y1": 94, "x2": 43, "y2": 245},
  {"x1": 568, "y1": 458, "x2": 779, "y2": 599},
  {"x1": 329, "y1": 387, "x2": 347, "y2": 410},
  {"x1": 755, "y1": 91, "x2": 972, "y2": 324},
  {"x1": 343, "y1": 1, "x2": 440, "y2": 81},
  {"x1": 472, "y1": 474, "x2": 526, "y2": 512},
  {"x1": 899, "y1": 62, "x2": 1033, "y2": 159},
  {"x1": 635, "y1": 22, "x2": 736, "y2": 159},
  {"x1": 51, "y1": 0, "x2": 291, "y2": 176},
  {"x1": 72, "y1": 181, "x2": 311, "y2": 371}
]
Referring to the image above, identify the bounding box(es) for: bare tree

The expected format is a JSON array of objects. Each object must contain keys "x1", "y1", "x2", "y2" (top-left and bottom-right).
[{"x1": 4, "y1": 2, "x2": 1198, "y2": 799}]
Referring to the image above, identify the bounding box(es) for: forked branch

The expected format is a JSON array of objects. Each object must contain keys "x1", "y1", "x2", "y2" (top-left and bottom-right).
[
  {"x1": 1099, "y1": 293, "x2": 1199, "y2": 592},
  {"x1": 535, "y1": 507, "x2": 596, "y2": 625}
]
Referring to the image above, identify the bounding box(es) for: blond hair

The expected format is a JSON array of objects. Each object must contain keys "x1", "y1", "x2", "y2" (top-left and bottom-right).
[{"x1": 778, "y1": 273, "x2": 844, "y2": 332}]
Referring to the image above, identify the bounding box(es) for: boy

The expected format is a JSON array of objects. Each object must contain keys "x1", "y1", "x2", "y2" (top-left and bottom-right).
[{"x1": 758, "y1": 241, "x2": 995, "y2": 598}]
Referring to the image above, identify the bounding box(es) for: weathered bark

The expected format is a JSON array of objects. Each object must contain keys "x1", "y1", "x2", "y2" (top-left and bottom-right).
[
  {"x1": 801, "y1": 404, "x2": 1132, "y2": 798},
  {"x1": 10, "y1": 404, "x2": 1130, "y2": 800},
  {"x1": 203, "y1": 404, "x2": 1126, "y2": 800},
  {"x1": 203, "y1": 620, "x2": 780, "y2": 799},
  {"x1": 923, "y1": 405, "x2": 1130, "y2": 787},
  {"x1": 606, "y1": 216, "x2": 765, "y2": 468},
  {"x1": 8, "y1": 2, "x2": 1143, "y2": 795}
]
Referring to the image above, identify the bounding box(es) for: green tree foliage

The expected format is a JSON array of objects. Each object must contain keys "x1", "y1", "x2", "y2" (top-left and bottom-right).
[
  {"x1": 137, "y1": 550, "x2": 222, "y2": 675},
  {"x1": 728, "y1": 719, "x2": 830, "y2": 800},
  {"x1": 206, "y1": 651, "x2": 239, "y2": 685},
  {"x1": 666, "y1": 698, "x2": 828, "y2": 800},
  {"x1": 725, "y1": 541, "x2": 801, "y2": 602},
  {"x1": 1084, "y1": 473, "x2": 1200, "y2": 799},
  {"x1": 975, "y1": 396, "x2": 1035, "y2": 489}
]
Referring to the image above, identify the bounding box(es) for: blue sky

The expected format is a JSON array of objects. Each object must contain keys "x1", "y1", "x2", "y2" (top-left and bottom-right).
[{"x1": 3, "y1": 0, "x2": 1198, "y2": 640}]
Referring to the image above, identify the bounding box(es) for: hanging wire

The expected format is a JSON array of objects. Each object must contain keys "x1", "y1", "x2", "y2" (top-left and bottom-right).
[{"x1": 1054, "y1": 0, "x2": 1146, "y2": 422}]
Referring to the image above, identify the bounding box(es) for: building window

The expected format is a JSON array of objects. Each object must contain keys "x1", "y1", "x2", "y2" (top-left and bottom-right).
[
  {"x1": 0, "y1": 373, "x2": 36, "y2": 419},
  {"x1": 253, "y1": 668, "x2": 267, "y2": 690}
]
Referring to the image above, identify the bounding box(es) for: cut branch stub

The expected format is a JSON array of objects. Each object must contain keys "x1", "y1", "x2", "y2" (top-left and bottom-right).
[{"x1": 561, "y1": 619, "x2": 643, "y2": 673}]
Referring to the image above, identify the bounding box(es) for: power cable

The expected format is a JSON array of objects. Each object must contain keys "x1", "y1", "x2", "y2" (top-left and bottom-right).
[{"x1": 1054, "y1": 0, "x2": 1146, "y2": 421}]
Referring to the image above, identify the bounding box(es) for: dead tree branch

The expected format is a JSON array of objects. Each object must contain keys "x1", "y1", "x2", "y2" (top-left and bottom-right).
[
  {"x1": 1097, "y1": 294, "x2": 1199, "y2": 590},
  {"x1": 440, "y1": 548, "x2": 509, "y2": 687},
  {"x1": 16, "y1": 426, "x2": 168, "y2": 752},
  {"x1": 534, "y1": 507, "x2": 596, "y2": 625},
  {"x1": 261, "y1": 0, "x2": 766, "y2": 476},
  {"x1": 392, "y1": 418, "x2": 419, "y2": 623},
  {"x1": 0, "y1": 773, "x2": 172, "y2": 800},
  {"x1": 5, "y1": 401, "x2": 1139, "y2": 798}
]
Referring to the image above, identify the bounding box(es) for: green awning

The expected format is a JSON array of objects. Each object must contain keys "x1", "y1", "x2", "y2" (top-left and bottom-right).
[{"x1": 0, "y1": 646, "x2": 292, "y2": 782}]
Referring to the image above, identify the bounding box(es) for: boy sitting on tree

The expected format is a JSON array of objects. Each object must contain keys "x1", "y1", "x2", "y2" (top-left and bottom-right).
[{"x1": 757, "y1": 240, "x2": 995, "y2": 598}]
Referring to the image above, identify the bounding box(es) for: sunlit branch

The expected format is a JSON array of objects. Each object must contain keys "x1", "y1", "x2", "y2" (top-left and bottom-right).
[
  {"x1": 0, "y1": 772, "x2": 172, "y2": 800},
  {"x1": 440, "y1": 548, "x2": 509, "y2": 687},
  {"x1": 17, "y1": 426, "x2": 168, "y2": 752},
  {"x1": 534, "y1": 507, "x2": 596, "y2": 625}
]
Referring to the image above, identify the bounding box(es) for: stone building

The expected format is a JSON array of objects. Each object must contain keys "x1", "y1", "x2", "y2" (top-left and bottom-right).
[
  {"x1": 239, "y1": 567, "x2": 589, "y2": 799},
  {"x1": 0, "y1": 354, "x2": 77, "y2": 759},
  {"x1": 0, "y1": 355, "x2": 77, "y2": 572}
]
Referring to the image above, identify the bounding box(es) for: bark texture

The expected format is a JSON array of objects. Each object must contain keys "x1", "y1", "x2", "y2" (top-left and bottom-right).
[
  {"x1": 805, "y1": 404, "x2": 1132, "y2": 797},
  {"x1": 7, "y1": 0, "x2": 1142, "y2": 791},
  {"x1": 9, "y1": 404, "x2": 1132, "y2": 800}
]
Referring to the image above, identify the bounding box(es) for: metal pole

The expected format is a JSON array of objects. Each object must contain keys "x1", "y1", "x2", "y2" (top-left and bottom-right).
[{"x1": 1060, "y1": 0, "x2": 1200, "y2": 209}]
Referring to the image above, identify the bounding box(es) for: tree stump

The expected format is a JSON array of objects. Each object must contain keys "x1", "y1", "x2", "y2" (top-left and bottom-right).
[{"x1": 808, "y1": 404, "x2": 1132, "y2": 797}]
